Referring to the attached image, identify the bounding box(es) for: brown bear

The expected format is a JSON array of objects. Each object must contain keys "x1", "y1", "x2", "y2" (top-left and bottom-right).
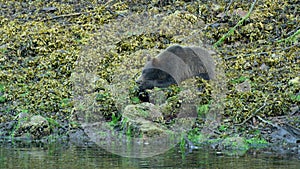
[{"x1": 136, "y1": 45, "x2": 215, "y2": 91}]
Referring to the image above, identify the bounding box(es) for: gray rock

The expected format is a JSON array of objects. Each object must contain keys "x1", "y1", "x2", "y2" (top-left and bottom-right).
[{"x1": 15, "y1": 115, "x2": 50, "y2": 139}]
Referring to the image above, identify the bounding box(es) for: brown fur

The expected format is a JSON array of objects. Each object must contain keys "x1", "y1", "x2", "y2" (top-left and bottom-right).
[{"x1": 137, "y1": 45, "x2": 215, "y2": 89}]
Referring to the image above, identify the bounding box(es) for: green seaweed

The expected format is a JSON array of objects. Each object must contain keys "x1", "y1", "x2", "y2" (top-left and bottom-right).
[{"x1": 0, "y1": 0, "x2": 298, "y2": 150}]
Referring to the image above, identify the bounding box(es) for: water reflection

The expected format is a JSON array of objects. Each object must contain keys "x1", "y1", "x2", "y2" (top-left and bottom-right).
[{"x1": 0, "y1": 142, "x2": 299, "y2": 169}]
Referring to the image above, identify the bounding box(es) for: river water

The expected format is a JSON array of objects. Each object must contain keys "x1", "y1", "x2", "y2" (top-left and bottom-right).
[{"x1": 1, "y1": 141, "x2": 299, "y2": 169}]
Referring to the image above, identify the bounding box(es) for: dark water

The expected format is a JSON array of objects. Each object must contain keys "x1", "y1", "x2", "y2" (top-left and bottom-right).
[{"x1": 1, "y1": 142, "x2": 299, "y2": 169}]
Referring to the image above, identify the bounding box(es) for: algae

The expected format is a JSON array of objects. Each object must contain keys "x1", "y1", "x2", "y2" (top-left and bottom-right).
[{"x1": 0, "y1": 0, "x2": 299, "y2": 154}]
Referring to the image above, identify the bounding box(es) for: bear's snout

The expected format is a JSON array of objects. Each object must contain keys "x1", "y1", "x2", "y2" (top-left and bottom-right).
[{"x1": 135, "y1": 75, "x2": 143, "y2": 85}]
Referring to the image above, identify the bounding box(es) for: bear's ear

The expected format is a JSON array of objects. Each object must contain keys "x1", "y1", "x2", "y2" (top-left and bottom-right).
[
  {"x1": 147, "y1": 55, "x2": 152, "y2": 62},
  {"x1": 151, "y1": 58, "x2": 159, "y2": 66}
]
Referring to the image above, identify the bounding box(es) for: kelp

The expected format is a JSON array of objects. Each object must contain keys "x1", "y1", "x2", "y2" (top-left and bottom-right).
[{"x1": 0, "y1": 0, "x2": 298, "y2": 141}]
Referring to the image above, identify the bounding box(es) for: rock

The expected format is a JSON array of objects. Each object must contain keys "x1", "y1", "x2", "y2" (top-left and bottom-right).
[
  {"x1": 28, "y1": 115, "x2": 48, "y2": 126},
  {"x1": 16, "y1": 112, "x2": 30, "y2": 120},
  {"x1": 122, "y1": 103, "x2": 168, "y2": 137},
  {"x1": 40, "y1": 7, "x2": 57, "y2": 13},
  {"x1": 147, "y1": 89, "x2": 167, "y2": 105},
  {"x1": 235, "y1": 80, "x2": 251, "y2": 92},
  {"x1": 15, "y1": 115, "x2": 51, "y2": 139},
  {"x1": 123, "y1": 102, "x2": 163, "y2": 122},
  {"x1": 218, "y1": 137, "x2": 249, "y2": 156},
  {"x1": 68, "y1": 129, "x2": 93, "y2": 147}
]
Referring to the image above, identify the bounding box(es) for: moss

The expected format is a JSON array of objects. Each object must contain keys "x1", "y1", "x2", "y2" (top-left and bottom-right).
[
  {"x1": 0, "y1": 0, "x2": 298, "y2": 145},
  {"x1": 0, "y1": 84, "x2": 6, "y2": 103},
  {"x1": 245, "y1": 138, "x2": 268, "y2": 147}
]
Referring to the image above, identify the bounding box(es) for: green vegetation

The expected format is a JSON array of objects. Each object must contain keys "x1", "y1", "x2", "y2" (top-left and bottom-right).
[
  {"x1": 0, "y1": 84, "x2": 6, "y2": 103},
  {"x1": 0, "y1": 0, "x2": 298, "y2": 152}
]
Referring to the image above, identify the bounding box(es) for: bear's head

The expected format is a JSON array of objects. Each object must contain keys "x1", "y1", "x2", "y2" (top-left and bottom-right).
[{"x1": 136, "y1": 56, "x2": 177, "y2": 91}]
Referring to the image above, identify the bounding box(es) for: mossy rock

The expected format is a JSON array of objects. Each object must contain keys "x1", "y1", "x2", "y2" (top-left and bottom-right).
[
  {"x1": 14, "y1": 114, "x2": 51, "y2": 139},
  {"x1": 122, "y1": 103, "x2": 167, "y2": 137}
]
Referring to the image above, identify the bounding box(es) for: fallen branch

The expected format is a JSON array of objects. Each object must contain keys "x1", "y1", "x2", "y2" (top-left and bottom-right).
[
  {"x1": 41, "y1": 12, "x2": 90, "y2": 22},
  {"x1": 235, "y1": 95, "x2": 267, "y2": 126},
  {"x1": 224, "y1": 0, "x2": 234, "y2": 14},
  {"x1": 276, "y1": 26, "x2": 300, "y2": 43},
  {"x1": 40, "y1": 0, "x2": 121, "y2": 22},
  {"x1": 224, "y1": 42, "x2": 299, "y2": 60},
  {"x1": 213, "y1": 0, "x2": 258, "y2": 47},
  {"x1": 202, "y1": 0, "x2": 234, "y2": 31},
  {"x1": 256, "y1": 115, "x2": 279, "y2": 128}
]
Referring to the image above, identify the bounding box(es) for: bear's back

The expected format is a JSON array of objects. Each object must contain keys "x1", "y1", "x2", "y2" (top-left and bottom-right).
[
  {"x1": 166, "y1": 45, "x2": 214, "y2": 80},
  {"x1": 189, "y1": 46, "x2": 215, "y2": 80}
]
